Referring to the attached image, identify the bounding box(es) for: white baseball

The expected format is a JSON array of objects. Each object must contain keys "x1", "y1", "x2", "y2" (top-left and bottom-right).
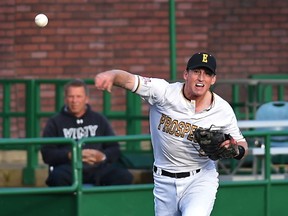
[{"x1": 35, "y1": 13, "x2": 48, "y2": 27}]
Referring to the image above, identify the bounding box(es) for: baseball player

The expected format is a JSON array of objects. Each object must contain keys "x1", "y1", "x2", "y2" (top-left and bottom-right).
[{"x1": 94, "y1": 52, "x2": 248, "y2": 216}]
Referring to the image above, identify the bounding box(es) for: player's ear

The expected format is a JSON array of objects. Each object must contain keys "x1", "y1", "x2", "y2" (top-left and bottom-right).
[
  {"x1": 211, "y1": 75, "x2": 216, "y2": 85},
  {"x1": 183, "y1": 70, "x2": 189, "y2": 80}
]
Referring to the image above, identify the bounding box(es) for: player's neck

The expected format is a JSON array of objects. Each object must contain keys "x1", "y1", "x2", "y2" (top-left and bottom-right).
[
  {"x1": 182, "y1": 84, "x2": 214, "y2": 112},
  {"x1": 194, "y1": 91, "x2": 213, "y2": 113}
]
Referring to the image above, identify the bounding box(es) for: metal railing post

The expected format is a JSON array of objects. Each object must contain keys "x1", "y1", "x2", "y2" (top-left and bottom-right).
[{"x1": 169, "y1": 0, "x2": 177, "y2": 81}]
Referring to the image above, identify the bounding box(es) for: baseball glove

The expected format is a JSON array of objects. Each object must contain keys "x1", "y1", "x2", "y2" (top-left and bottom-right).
[{"x1": 193, "y1": 127, "x2": 239, "y2": 161}]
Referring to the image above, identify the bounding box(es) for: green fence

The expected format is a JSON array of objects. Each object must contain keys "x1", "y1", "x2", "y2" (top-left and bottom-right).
[
  {"x1": 0, "y1": 79, "x2": 145, "y2": 138},
  {"x1": 214, "y1": 77, "x2": 288, "y2": 119},
  {"x1": 0, "y1": 131, "x2": 288, "y2": 216},
  {"x1": 1, "y1": 77, "x2": 287, "y2": 137},
  {"x1": 1, "y1": 77, "x2": 288, "y2": 185},
  {"x1": 0, "y1": 79, "x2": 147, "y2": 184}
]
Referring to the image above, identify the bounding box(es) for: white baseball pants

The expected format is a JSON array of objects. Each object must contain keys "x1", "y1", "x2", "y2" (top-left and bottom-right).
[{"x1": 153, "y1": 165, "x2": 219, "y2": 216}]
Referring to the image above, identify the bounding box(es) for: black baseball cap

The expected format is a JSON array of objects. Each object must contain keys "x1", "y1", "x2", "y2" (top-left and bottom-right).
[{"x1": 186, "y1": 52, "x2": 217, "y2": 74}]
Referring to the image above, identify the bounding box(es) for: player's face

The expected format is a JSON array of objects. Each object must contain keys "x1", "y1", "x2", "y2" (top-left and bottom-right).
[
  {"x1": 65, "y1": 86, "x2": 89, "y2": 118},
  {"x1": 183, "y1": 68, "x2": 216, "y2": 99}
]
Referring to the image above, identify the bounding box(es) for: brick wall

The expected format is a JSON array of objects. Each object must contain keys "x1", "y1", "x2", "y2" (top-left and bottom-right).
[
  {"x1": 2, "y1": 0, "x2": 287, "y2": 80},
  {"x1": 209, "y1": 0, "x2": 288, "y2": 77},
  {"x1": 1, "y1": 0, "x2": 288, "y2": 136}
]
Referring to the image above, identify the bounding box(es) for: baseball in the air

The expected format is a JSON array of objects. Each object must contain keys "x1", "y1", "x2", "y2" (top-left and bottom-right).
[{"x1": 35, "y1": 13, "x2": 48, "y2": 27}]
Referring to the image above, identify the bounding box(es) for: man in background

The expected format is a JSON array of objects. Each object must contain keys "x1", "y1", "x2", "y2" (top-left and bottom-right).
[{"x1": 41, "y1": 79, "x2": 133, "y2": 186}]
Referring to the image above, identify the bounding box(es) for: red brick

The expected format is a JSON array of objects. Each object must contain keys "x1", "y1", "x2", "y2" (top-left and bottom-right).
[{"x1": 1, "y1": 0, "x2": 288, "y2": 135}]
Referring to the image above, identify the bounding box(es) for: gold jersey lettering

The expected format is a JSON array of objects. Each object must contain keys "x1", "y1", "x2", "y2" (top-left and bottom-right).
[
  {"x1": 157, "y1": 114, "x2": 172, "y2": 133},
  {"x1": 187, "y1": 124, "x2": 198, "y2": 141},
  {"x1": 163, "y1": 116, "x2": 172, "y2": 133},
  {"x1": 157, "y1": 113, "x2": 197, "y2": 141},
  {"x1": 157, "y1": 114, "x2": 167, "y2": 130},
  {"x1": 168, "y1": 119, "x2": 178, "y2": 135},
  {"x1": 175, "y1": 121, "x2": 186, "y2": 137}
]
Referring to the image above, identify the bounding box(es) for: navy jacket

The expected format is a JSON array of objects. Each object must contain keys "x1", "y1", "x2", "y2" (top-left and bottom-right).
[{"x1": 41, "y1": 104, "x2": 120, "y2": 167}]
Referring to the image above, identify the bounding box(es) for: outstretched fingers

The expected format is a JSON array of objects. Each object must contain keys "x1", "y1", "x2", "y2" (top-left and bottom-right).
[{"x1": 94, "y1": 72, "x2": 114, "y2": 92}]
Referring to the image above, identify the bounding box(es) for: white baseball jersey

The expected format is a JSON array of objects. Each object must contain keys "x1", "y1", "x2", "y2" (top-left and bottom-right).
[{"x1": 133, "y1": 75, "x2": 245, "y2": 172}]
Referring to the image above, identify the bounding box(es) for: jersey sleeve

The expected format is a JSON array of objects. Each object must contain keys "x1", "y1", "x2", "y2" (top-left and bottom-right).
[{"x1": 133, "y1": 75, "x2": 170, "y2": 105}]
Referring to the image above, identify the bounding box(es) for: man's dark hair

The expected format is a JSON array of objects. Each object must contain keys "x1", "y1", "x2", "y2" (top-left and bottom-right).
[{"x1": 64, "y1": 79, "x2": 89, "y2": 96}]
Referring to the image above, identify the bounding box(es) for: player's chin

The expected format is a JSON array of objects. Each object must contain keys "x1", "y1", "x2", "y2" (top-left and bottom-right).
[
  {"x1": 192, "y1": 88, "x2": 206, "y2": 96},
  {"x1": 196, "y1": 85, "x2": 211, "y2": 94}
]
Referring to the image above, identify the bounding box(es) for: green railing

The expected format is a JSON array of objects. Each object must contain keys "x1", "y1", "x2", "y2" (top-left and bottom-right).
[
  {"x1": 0, "y1": 79, "x2": 146, "y2": 138},
  {"x1": 0, "y1": 131, "x2": 288, "y2": 216},
  {"x1": 0, "y1": 137, "x2": 79, "y2": 189},
  {"x1": 1, "y1": 78, "x2": 288, "y2": 184},
  {"x1": 0, "y1": 79, "x2": 147, "y2": 184},
  {"x1": 1, "y1": 78, "x2": 287, "y2": 137},
  {"x1": 214, "y1": 78, "x2": 288, "y2": 119}
]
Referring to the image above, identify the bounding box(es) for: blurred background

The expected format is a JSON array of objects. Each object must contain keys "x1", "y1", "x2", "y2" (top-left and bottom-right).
[
  {"x1": 0, "y1": 1, "x2": 288, "y2": 215},
  {"x1": 1, "y1": 0, "x2": 288, "y2": 137}
]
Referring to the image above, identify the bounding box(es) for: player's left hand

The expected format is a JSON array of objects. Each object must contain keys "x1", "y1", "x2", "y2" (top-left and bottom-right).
[{"x1": 194, "y1": 127, "x2": 239, "y2": 160}]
